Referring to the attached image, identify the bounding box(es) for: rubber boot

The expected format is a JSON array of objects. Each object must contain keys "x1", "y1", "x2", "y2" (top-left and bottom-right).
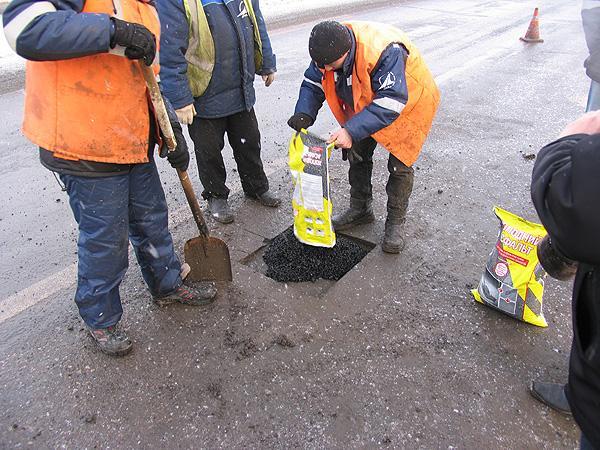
[
  {"x1": 332, "y1": 198, "x2": 375, "y2": 231},
  {"x1": 382, "y1": 217, "x2": 405, "y2": 254},
  {"x1": 381, "y1": 161, "x2": 414, "y2": 254}
]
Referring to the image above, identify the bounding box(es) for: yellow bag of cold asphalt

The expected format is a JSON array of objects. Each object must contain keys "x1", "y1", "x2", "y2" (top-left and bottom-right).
[
  {"x1": 471, "y1": 206, "x2": 548, "y2": 327},
  {"x1": 288, "y1": 130, "x2": 336, "y2": 247}
]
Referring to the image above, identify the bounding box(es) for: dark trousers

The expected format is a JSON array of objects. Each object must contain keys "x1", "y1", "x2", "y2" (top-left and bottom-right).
[
  {"x1": 188, "y1": 108, "x2": 269, "y2": 200},
  {"x1": 348, "y1": 137, "x2": 414, "y2": 220},
  {"x1": 60, "y1": 161, "x2": 182, "y2": 329}
]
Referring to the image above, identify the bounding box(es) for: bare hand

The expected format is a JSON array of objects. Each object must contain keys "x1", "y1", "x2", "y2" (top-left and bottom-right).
[
  {"x1": 559, "y1": 111, "x2": 600, "y2": 137},
  {"x1": 327, "y1": 128, "x2": 353, "y2": 149},
  {"x1": 175, "y1": 104, "x2": 196, "y2": 125},
  {"x1": 262, "y1": 73, "x2": 276, "y2": 87}
]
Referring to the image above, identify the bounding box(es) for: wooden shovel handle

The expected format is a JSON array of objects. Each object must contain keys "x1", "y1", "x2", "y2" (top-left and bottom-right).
[{"x1": 140, "y1": 63, "x2": 209, "y2": 237}]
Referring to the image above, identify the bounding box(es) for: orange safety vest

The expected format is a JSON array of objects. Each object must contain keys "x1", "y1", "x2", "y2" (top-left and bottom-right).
[
  {"x1": 22, "y1": 0, "x2": 160, "y2": 164},
  {"x1": 322, "y1": 21, "x2": 440, "y2": 167}
]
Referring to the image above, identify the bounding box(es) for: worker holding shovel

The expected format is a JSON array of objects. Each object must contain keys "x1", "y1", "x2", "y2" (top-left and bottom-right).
[
  {"x1": 2, "y1": 0, "x2": 217, "y2": 356},
  {"x1": 288, "y1": 21, "x2": 440, "y2": 253}
]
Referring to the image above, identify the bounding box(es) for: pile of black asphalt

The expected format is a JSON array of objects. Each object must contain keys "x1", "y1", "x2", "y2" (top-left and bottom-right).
[{"x1": 263, "y1": 227, "x2": 369, "y2": 282}]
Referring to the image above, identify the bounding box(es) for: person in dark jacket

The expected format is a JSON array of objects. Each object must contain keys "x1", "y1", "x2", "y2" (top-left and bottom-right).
[
  {"x1": 288, "y1": 21, "x2": 439, "y2": 253},
  {"x1": 2, "y1": 0, "x2": 217, "y2": 357},
  {"x1": 158, "y1": 0, "x2": 280, "y2": 224},
  {"x1": 531, "y1": 111, "x2": 600, "y2": 450},
  {"x1": 582, "y1": 0, "x2": 600, "y2": 111}
]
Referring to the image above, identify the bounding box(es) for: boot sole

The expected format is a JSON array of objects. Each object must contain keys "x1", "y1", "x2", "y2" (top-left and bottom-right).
[
  {"x1": 382, "y1": 243, "x2": 403, "y2": 254},
  {"x1": 211, "y1": 214, "x2": 234, "y2": 224},
  {"x1": 333, "y1": 213, "x2": 375, "y2": 231},
  {"x1": 98, "y1": 344, "x2": 133, "y2": 357}
]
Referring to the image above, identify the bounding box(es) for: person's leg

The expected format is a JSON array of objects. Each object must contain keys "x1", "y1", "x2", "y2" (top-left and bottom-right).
[
  {"x1": 332, "y1": 137, "x2": 377, "y2": 231},
  {"x1": 127, "y1": 161, "x2": 217, "y2": 305},
  {"x1": 382, "y1": 154, "x2": 414, "y2": 253},
  {"x1": 226, "y1": 108, "x2": 279, "y2": 206},
  {"x1": 60, "y1": 173, "x2": 133, "y2": 355},
  {"x1": 188, "y1": 117, "x2": 233, "y2": 223},
  {"x1": 586, "y1": 79, "x2": 600, "y2": 112}
]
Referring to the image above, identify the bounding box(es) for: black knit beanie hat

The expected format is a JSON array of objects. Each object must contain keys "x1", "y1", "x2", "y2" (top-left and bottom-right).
[{"x1": 308, "y1": 21, "x2": 352, "y2": 68}]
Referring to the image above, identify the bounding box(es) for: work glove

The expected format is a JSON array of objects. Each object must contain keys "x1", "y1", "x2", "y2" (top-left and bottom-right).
[
  {"x1": 262, "y1": 72, "x2": 276, "y2": 87},
  {"x1": 110, "y1": 17, "x2": 156, "y2": 66},
  {"x1": 341, "y1": 148, "x2": 363, "y2": 163},
  {"x1": 287, "y1": 112, "x2": 314, "y2": 132},
  {"x1": 537, "y1": 235, "x2": 578, "y2": 281},
  {"x1": 160, "y1": 121, "x2": 190, "y2": 171},
  {"x1": 175, "y1": 104, "x2": 196, "y2": 125}
]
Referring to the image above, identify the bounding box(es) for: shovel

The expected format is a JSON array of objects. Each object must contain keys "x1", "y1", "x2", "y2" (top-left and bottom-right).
[{"x1": 140, "y1": 64, "x2": 233, "y2": 282}]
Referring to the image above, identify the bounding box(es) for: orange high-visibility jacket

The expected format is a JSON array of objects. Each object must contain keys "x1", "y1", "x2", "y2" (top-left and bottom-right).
[
  {"x1": 322, "y1": 21, "x2": 440, "y2": 167},
  {"x1": 22, "y1": 0, "x2": 160, "y2": 164}
]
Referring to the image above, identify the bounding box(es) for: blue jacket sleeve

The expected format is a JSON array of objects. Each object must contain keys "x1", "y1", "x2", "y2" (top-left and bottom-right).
[
  {"x1": 156, "y1": 0, "x2": 194, "y2": 109},
  {"x1": 344, "y1": 44, "x2": 408, "y2": 142},
  {"x1": 293, "y1": 61, "x2": 326, "y2": 120},
  {"x1": 252, "y1": 0, "x2": 275, "y2": 75},
  {"x1": 2, "y1": 0, "x2": 112, "y2": 61}
]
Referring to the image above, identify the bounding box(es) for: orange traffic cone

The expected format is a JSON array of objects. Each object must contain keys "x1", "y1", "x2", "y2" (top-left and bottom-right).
[{"x1": 520, "y1": 8, "x2": 544, "y2": 43}]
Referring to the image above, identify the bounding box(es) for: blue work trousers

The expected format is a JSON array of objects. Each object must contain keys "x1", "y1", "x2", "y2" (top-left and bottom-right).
[{"x1": 60, "y1": 161, "x2": 182, "y2": 329}]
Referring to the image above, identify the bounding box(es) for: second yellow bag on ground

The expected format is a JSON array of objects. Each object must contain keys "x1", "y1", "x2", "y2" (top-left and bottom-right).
[{"x1": 471, "y1": 207, "x2": 548, "y2": 327}]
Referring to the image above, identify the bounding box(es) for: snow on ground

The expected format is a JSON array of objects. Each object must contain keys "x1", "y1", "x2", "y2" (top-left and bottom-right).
[
  {"x1": 0, "y1": 0, "x2": 366, "y2": 75},
  {"x1": 0, "y1": 14, "x2": 25, "y2": 74},
  {"x1": 260, "y1": 0, "x2": 364, "y2": 21}
]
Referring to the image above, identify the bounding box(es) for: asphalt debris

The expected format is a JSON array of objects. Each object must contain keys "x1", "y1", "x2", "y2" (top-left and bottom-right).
[{"x1": 263, "y1": 227, "x2": 369, "y2": 282}]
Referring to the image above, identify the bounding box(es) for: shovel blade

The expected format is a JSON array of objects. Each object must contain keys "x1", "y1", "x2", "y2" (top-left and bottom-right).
[{"x1": 184, "y1": 236, "x2": 232, "y2": 282}]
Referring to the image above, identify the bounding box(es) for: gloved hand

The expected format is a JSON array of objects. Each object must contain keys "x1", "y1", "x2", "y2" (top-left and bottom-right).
[
  {"x1": 175, "y1": 104, "x2": 196, "y2": 125},
  {"x1": 537, "y1": 235, "x2": 578, "y2": 281},
  {"x1": 287, "y1": 112, "x2": 314, "y2": 132},
  {"x1": 341, "y1": 148, "x2": 363, "y2": 163},
  {"x1": 160, "y1": 121, "x2": 190, "y2": 171},
  {"x1": 262, "y1": 72, "x2": 276, "y2": 87},
  {"x1": 110, "y1": 17, "x2": 156, "y2": 66}
]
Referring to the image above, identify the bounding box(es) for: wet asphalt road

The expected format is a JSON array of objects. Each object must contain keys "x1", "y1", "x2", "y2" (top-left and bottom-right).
[{"x1": 0, "y1": 0, "x2": 591, "y2": 448}]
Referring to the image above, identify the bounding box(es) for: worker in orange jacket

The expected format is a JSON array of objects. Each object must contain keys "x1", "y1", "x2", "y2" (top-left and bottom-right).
[
  {"x1": 288, "y1": 20, "x2": 440, "y2": 253},
  {"x1": 3, "y1": 0, "x2": 217, "y2": 356}
]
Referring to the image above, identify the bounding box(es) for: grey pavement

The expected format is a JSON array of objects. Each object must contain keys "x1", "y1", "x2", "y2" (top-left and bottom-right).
[{"x1": 0, "y1": 0, "x2": 589, "y2": 448}]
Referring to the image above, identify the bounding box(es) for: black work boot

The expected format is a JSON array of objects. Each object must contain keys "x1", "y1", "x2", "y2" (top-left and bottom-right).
[
  {"x1": 529, "y1": 381, "x2": 572, "y2": 415},
  {"x1": 247, "y1": 190, "x2": 281, "y2": 207},
  {"x1": 208, "y1": 197, "x2": 234, "y2": 224},
  {"x1": 153, "y1": 282, "x2": 217, "y2": 307},
  {"x1": 332, "y1": 198, "x2": 375, "y2": 231},
  {"x1": 382, "y1": 217, "x2": 405, "y2": 253},
  {"x1": 88, "y1": 325, "x2": 133, "y2": 357}
]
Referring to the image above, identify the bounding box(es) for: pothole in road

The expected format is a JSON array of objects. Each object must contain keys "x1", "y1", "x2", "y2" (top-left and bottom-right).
[{"x1": 241, "y1": 226, "x2": 375, "y2": 295}]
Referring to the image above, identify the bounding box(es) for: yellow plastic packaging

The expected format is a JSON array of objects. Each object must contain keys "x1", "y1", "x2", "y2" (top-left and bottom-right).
[
  {"x1": 471, "y1": 207, "x2": 548, "y2": 327},
  {"x1": 288, "y1": 130, "x2": 336, "y2": 248}
]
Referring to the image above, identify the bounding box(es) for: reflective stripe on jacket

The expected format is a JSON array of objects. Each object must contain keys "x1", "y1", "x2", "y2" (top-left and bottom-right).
[
  {"x1": 183, "y1": 0, "x2": 262, "y2": 97},
  {"x1": 21, "y1": 0, "x2": 160, "y2": 164},
  {"x1": 322, "y1": 21, "x2": 440, "y2": 166}
]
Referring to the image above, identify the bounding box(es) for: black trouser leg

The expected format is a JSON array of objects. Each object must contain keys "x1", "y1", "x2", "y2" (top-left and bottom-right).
[
  {"x1": 226, "y1": 108, "x2": 269, "y2": 197},
  {"x1": 348, "y1": 137, "x2": 378, "y2": 203},
  {"x1": 188, "y1": 117, "x2": 229, "y2": 200},
  {"x1": 385, "y1": 153, "x2": 414, "y2": 222}
]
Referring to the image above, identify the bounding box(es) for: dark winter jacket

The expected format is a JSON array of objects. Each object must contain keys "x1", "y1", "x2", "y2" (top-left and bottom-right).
[
  {"x1": 294, "y1": 30, "x2": 409, "y2": 142},
  {"x1": 582, "y1": 0, "x2": 600, "y2": 82},
  {"x1": 157, "y1": 0, "x2": 276, "y2": 118},
  {"x1": 531, "y1": 133, "x2": 600, "y2": 448}
]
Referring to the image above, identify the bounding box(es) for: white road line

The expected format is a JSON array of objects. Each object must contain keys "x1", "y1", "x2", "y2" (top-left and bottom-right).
[{"x1": 0, "y1": 41, "x2": 516, "y2": 325}]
